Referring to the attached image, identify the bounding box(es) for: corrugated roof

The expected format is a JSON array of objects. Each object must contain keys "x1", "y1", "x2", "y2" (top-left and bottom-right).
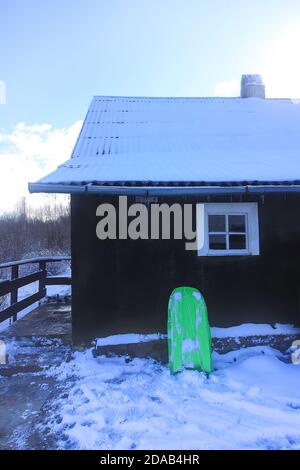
[{"x1": 29, "y1": 96, "x2": 300, "y2": 193}]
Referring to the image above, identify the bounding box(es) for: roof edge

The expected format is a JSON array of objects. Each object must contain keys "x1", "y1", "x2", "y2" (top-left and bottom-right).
[
  {"x1": 92, "y1": 95, "x2": 295, "y2": 101},
  {"x1": 28, "y1": 182, "x2": 300, "y2": 196}
]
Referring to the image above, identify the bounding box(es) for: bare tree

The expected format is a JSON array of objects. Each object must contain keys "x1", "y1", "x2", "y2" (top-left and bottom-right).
[{"x1": 0, "y1": 196, "x2": 70, "y2": 265}]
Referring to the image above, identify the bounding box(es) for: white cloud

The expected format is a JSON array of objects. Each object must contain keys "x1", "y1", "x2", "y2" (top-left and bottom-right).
[
  {"x1": 0, "y1": 120, "x2": 83, "y2": 213},
  {"x1": 214, "y1": 78, "x2": 240, "y2": 97},
  {"x1": 261, "y1": 20, "x2": 300, "y2": 98},
  {"x1": 0, "y1": 80, "x2": 5, "y2": 104}
]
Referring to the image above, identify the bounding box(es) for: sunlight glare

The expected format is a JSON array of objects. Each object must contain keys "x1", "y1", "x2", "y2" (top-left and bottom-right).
[{"x1": 262, "y1": 20, "x2": 300, "y2": 98}]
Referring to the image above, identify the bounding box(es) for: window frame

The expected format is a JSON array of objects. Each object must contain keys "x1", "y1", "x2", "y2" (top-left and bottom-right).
[
  {"x1": 208, "y1": 212, "x2": 248, "y2": 252},
  {"x1": 197, "y1": 203, "x2": 259, "y2": 256}
]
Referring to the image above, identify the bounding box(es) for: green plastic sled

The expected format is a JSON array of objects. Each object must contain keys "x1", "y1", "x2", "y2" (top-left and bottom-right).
[{"x1": 168, "y1": 287, "x2": 212, "y2": 374}]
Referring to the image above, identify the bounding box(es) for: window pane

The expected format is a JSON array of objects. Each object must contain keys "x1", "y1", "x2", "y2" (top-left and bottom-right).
[
  {"x1": 209, "y1": 234, "x2": 226, "y2": 250},
  {"x1": 228, "y1": 215, "x2": 246, "y2": 233},
  {"x1": 229, "y1": 234, "x2": 246, "y2": 249},
  {"x1": 208, "y1": 215, "x2": 226, "y2": 232}
]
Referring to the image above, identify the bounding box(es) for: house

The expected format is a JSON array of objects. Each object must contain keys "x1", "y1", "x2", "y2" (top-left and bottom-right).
[{"x1": 29, "y1": 75, "x2": 300, "y2": 342}]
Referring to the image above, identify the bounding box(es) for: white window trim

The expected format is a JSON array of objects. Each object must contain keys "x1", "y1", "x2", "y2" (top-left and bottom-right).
[{"x1": 197, "y1": 203, "x2": 259, "y2": 256}]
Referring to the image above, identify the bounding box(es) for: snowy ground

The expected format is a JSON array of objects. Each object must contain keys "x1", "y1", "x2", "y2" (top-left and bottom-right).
[
  {"x1": 1, "y1": 319, "x2": 300, "y2": 450},
  {"x1": 35, "y1": 342, "x2": 300, "y2": 450}
]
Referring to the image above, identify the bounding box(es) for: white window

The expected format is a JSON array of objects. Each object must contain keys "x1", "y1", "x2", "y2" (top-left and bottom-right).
[{"x1": 197, "y1": 203, "x2": 259, "y2": 256}]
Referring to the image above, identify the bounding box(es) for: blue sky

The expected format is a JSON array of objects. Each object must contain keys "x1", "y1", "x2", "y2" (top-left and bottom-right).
[
  {"x1": 1, "y1": 0, "x2": 300, "y2": 210},
  {"x1": 1, "y1": 0, "x2": 300, "y2": 129}
]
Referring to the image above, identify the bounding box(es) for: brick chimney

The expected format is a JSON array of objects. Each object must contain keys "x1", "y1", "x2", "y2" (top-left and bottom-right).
[{"x1": 241, "y1": 74, "x2": 265, "y2": 98}]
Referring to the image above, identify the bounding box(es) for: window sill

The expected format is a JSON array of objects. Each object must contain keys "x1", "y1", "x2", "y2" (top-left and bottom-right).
[{"x1": 198, "y1": 251, "x2": 259, "y2": 257}]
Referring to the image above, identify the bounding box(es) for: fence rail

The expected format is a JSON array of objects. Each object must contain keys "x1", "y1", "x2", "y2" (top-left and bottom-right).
[{"x1": 0, "y1": 257, "x2": 71, "y2": 324}]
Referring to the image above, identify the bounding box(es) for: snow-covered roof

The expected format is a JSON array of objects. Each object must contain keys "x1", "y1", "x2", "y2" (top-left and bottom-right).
[{"x1": 29, "y1": 96, "x2": 300, "y2": 194}]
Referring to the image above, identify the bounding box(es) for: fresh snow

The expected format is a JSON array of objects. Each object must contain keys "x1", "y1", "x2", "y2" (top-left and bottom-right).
[
  {"x1": 94, "y1": 323, "x2": 300, "y2": 347},
  {"x1": 31, "y1": 97, "x2": 300, "y2": 188},
  {"x1": 211, "y1": 323, "x2": 300, "y2": 338},
  {"x1": 42, "y1": 344, "x2": 300, "y2": 450},
  {"x1": 96, "y1": 333, "x2": 165, "y2": 347}
]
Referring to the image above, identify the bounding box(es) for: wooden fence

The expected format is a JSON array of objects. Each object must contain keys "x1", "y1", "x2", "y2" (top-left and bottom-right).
[{"x1": 0, "y1": 257, "x2": 71, "y2": 324}]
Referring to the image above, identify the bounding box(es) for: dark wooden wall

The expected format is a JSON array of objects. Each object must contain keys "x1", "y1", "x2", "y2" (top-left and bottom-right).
[{"x1": 71, "y1": 193, "x2": 300, "y2": 342}]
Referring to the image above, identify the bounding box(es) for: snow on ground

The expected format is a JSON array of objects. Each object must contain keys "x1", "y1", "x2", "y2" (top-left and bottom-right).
[
  {"x1": 211, "y1": 323, "x2": 300, "y2": 338},
  {"x1": 96, "y1": 333, "x2": 166, "y2": 346},
  {"x1": 96, "y1": 324, "x2": 300, "y2": 347},
  {"x1": 42, "y1": 344, "x2": 300, "y2": 450}
]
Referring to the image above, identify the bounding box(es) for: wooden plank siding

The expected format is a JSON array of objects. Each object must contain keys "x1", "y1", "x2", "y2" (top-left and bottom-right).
[{"x1": 71, "y1": 192, "x2": 300, "y2": 342}]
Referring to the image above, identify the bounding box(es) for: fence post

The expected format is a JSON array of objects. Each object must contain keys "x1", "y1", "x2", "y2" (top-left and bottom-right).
[
  {"x1": 39, "y1": 260, "x2": 46, "y2": 301},
  {"x1": 11, "y1": 264, "x2": 19, "y2": 322}
]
